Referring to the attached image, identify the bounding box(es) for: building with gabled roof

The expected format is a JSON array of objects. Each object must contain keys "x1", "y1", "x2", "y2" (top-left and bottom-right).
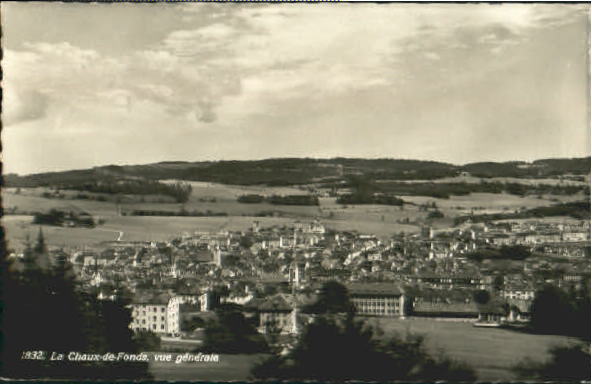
[
  {"x1": 347, "y1": 283, "x2": 407, "y2": 317},
  {"x1": 129, "y1": 291, "x2": 172, "y2": 334}
]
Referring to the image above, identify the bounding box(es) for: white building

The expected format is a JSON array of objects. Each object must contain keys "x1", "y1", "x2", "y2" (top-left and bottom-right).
[
  {"x1": 129, "y1": 301, "x2": 169, "y2": 334},
  {"x1": 167, "y1": 295, "x2": 200, "y2": 335}
]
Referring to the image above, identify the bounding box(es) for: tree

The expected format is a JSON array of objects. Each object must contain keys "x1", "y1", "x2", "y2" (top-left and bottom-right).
[
  {"x1": 302, "y1": 281, "x2": 354, "y2": 314},
  {"x1": 201, "y1": 305, "x2": 268, "y2": 354},
  {"x1": 493, "y1": 274, "x2": 505, "y2": 291},
  {"x1": 530, "y1": 284, "x2": 590, "y2": 339},
  {"x1": 181, "y1": 316, "x2": 206, "y2": 332},
  {"x1": 251, "y1": 312, "x2": 476, "y2": 381},
  {"x1": 513, "y1": 344, "x2": 590, "y2": 381},
  {"x1": 427, "y1": 210, "x2": 444, "y2": 219},
  {"x1": 1, "y1": 262, "x2": 151, "y2": 379},
  {"x1": 239, "y1": 236, "x2": 254, "y2": 249},
  {"x1": 499, "y1": 245, "x2": 531, "y2": 260},
  {"x1": 133, "y1": 330, "x2": 161, "y2": 351},
  {"x1": 473, "y1": 289, "x2": 491, "y2": 305},
  {"x1": 209, "y1": 285, "x2": 230, "y2": 310},
  {"x1": 34, "y1": 228, "x2": 47, "y2": 254}
]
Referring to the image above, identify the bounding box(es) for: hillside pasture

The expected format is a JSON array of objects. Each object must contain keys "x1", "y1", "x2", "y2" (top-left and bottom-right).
[
  {"x1": 404, "y1": 193, "x2": 562, "y2": 215},
  {"x1": 120, "y1": 200, "x2": 322, "y2": 218},
  {"x1": 3, "y1": 215, "x2": 121, "y2": 249},
  {"x1": 319, "y1": 200, "x2": 425, "y2": 228},
  {"x1": 393, "y1": 175, "x2": 589, "y2": 186},
  {"x1": 3, "y1": 214, "x2": 300, "y2": 249},
  {"x1": 5, "y1": 184, "x2": 580, "y2": 220},
  {"x1": 161, "y1": 180, "x2": 311, "y2": 199},
  {"x1": 3, "y1": 185, "x2": 321, "y2": 218},
  {"x1": 3, "y1": 190, "x2": 118, "y2": 216},
  {"x1": 323, "y1": 219, "x2": 419, "y2": 238},
  {"x1": 4, "y1": 185, "x2": 583, "y2": 249}
]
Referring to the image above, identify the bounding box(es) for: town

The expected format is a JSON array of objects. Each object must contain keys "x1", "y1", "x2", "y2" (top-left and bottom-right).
[
  {"x1": 3, "y1": 2, "x2": 590, "y2": 381},
  {"x1": 9, "y1": 215, "x2": 590, "y2": 347}
]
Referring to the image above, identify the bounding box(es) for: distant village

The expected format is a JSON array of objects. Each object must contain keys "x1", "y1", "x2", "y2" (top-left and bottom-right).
[{"x1": 8, "y1": 216, "x2": 590, "y2": 346}]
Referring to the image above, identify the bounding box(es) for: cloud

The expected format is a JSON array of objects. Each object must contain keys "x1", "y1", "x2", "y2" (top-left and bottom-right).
[
  {"x1": 1, "y1": 2, "x2": 588, "y2": 175},
  {"x1": 3, "y1": 37, "x2": 237, "y2": 125},
  {"x1": 3, "y1": 3, "x2": 588, "y2": 130},
  {"x1": 424, "y1": 52, "x2": 441, "y2": 61},
  {"x1": 3, "y1": 85, "x2": 49, "y2": 125}
]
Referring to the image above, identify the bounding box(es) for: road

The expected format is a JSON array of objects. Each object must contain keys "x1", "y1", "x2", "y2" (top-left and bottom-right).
[{"x1": 96, "y1": 228, "x2": 124, "y2": 241}]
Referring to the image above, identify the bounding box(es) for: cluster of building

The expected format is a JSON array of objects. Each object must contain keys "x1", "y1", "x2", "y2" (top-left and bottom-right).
[{"x1": 8, "y1": 216, "x2": 590, "y2": 339}]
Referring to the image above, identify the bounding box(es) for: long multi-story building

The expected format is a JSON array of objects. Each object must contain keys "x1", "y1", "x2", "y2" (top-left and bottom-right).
[{"x1": 347, "y1": 283, "x2": 407, "y2": 317}]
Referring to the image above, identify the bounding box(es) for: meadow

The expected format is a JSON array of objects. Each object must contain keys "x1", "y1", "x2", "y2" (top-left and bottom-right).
[
  {"x1": 2, "y1": 214, "x2": 297, "y2": 249},
  {"x1": 396, "y1": 175, "x2": 589, "y2": 186},
  {"x1": 145, "y1": 318, "x2": 581, "y2": 382},
  {"x1": 371, "y1": 317, "x2": 580, "y2": 381},
  {"x1": 404, "y1": 192, "x2": 575, "y2": 214},
  {"x1": 3, "y1": 181, "x2": 583, "y2": 249}
]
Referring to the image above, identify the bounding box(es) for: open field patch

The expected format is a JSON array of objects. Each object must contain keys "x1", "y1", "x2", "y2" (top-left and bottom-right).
[
  {"x1": 405, "y1": 192, "x2": 567, "y2": 214},
  {"x1": 4, "y1": 215, "x2": 121, "y2": 249},
  {"x1": 372, "y1": 317, "x2": 580, "y2": 382},
  {"x1": 161, "y1": 180, "x2": 311, "y2": 199},
  {"x1": 3, "y1": 215, "x2": 300, "y2": 249},
  {"x1": 392, "y1": 175, "x2": 589, "y2": 186},
  {"x1": 323, "y1": 219, "x2": 420, "y2": 238},
  {"x1": 4, "y1": 186, "x2": 585, "y2": 249},
  {"x1": 3, "y1": 190, "x2": 118, "y2": 216}
]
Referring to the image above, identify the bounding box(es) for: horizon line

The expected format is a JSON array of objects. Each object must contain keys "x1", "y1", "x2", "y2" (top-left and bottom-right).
[{"x1": 5, "y1": 155, "x2": 591, "y2": 177}]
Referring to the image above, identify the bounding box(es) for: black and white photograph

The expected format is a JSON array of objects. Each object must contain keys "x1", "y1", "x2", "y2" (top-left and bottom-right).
[{"x1": 1, "y1": 2, "x2": 590, "y2": 382}]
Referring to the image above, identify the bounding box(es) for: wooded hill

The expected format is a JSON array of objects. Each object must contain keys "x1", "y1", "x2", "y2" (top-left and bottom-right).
[{"x1": 5, "y1": 157, "x2": 590, "y2": 188}]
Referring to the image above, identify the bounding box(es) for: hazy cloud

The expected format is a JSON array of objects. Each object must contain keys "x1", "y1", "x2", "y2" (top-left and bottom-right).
[
  {"x1": 3, "y1": 86, "x2": 49, "y2": 125},
  {"x1": 1, "y1": 2, "x2": 589, "y2": 174}
]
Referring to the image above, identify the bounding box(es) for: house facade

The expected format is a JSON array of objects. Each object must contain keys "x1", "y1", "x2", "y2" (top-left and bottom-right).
[
  {"x1": 130, "y1": 302, "x2": 169, "y2": 334},
  {"x1": 347, "y1": 284, "x2": 407, "y2": 317},
  {"x1": 167, "y1": 295, "x2": 200, "y2": 336}
]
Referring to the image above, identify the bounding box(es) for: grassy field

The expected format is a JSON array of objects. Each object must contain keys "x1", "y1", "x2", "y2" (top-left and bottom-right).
[
  {"x1": 161, "y1": 180, "x2": 311, "y2": 198},
  {"x1": 405, "y1": 192, "x2": 564, "y2": 214},
  {"x1": 3, "y1": 186, "x2": 420, "y2": 248},
  {"x1": 3, "y1": 186, "x2": 322, "y2": 218},
  {"x1": 4, "y1": 212, "x2": 419, "y2": 249},
  {"x1": 146, "y1": 318, "x2": 581, "y2": 382},
  {"x1": 394, "y1": 175, "x2": 589, "y2": 186},
  {"x1": 2, "y1": 215, "x2": 298, "y2": 249},
  {"x1": 3, "y1": 190, "x2": 119, "y2": 217},
  {"x1": 3, "y1": 183, "x2": 583, "y2": 249},
  {"x1": 370, "y1": 317, "x2": 580, "y2": 381}
]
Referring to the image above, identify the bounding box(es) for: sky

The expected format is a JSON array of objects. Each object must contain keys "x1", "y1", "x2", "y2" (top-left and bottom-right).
[{"x1": 2, "y1": 2, "x2": 590, "y2": 175}]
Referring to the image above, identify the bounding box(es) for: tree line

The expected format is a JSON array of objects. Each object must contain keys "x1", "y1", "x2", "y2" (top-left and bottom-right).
[
  {"x1": 61, "y1": 180, "x2": 193, "y2": 203},
  {"x1": 337, "y1": 193, "x2": 405, "y2": 206},
  {"x1": 375, "y1": 181, "x2": 588, "y2": 199},
  {"x1": 237, "y1": 194, "x2": 319, "y2": 206},
  {"x1": 128, "y1": 209, "x2": 228, "y2": 217},
  {"x1": 2, "y1": 248, "x2": 152, "y2": 379},
  {"x1": 465, "y1": 245, "x2": 531, "y2": 262},
  {"x1": 454, "y1": 200, "x2": 591, "y2": 224},
  {"x1": 32, "y1": 209, "x2": 95, "y2": 228}
]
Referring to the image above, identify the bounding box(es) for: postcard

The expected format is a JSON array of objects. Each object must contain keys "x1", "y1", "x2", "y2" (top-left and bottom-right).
[{"x1": 1, "y1": 2, "x2": 590, "y2": 382}]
